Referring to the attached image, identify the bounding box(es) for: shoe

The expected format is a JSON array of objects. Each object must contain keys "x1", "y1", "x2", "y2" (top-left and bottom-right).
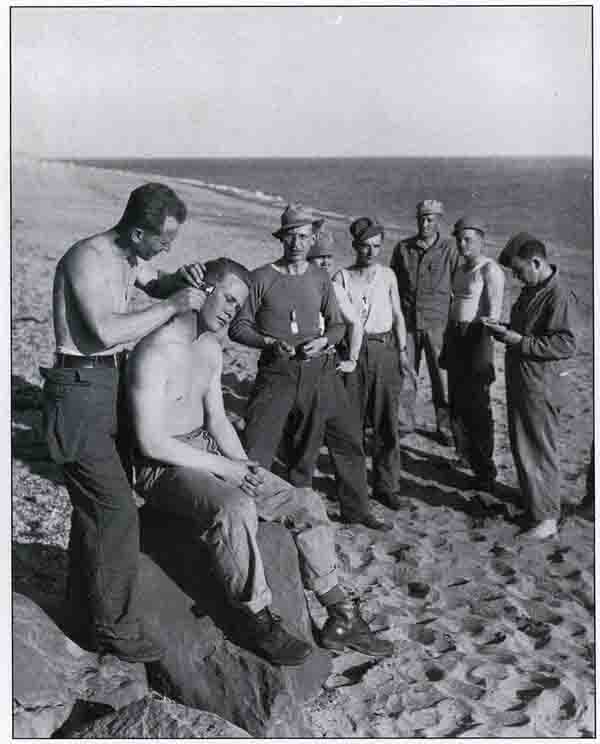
[
  {"x1": 319, "y1": 599, "x2": 394, "y2": 658},
  {"x1": 374, "y1": 491, "x2": 406, "y2": 510},
  {"x1": 97, "y1": 633, "x2": 165, "y2": 664},
  {"x1": 241, "y1": 608, "x2": 313, "y2": 666},
  {"x1": 340, "y1": 512, "x2": 393, "y2": 531},
  {"x1": 523, "y1": 519, "x2": 558, "y2": 540}
]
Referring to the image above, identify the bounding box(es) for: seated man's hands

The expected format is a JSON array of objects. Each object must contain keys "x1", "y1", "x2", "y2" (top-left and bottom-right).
[
  {"x1": 221, "y1": 458, "x2": 266, "y2": 497},
  {"x1": 399, "y1": 349, "x2": 418, "y2": 385},
  {"x1": 176, "y1": 262, "x2": 206, "y2": 289}
]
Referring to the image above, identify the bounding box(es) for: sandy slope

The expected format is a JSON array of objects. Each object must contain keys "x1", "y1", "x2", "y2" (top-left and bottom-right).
[{"x1": 11, "y1": 157, "x2": 594, "y2": 737}]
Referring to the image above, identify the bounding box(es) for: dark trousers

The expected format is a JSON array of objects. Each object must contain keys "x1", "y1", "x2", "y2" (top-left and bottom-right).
[
  {"x1": 443, "y1": 321, "x2": 496, "y2": 482},
  {"x1": 447, "y1": 369, "x2": 496, "y2": 481},
  {"x1": 41, "y1": 365, "x2": 141, "y2": 642},
  {"x1": 345, "y1": 334, "x2": 403, "y2": 498},
  {"x1": 398, "y1": 327, "x2": 449, "y2": 432},
  {"x1": 244, "y1": 352, "x2": 370, "y2": 521},
  {"x1": 506, "y1": 380, "x2": 561, "y2": 521}
]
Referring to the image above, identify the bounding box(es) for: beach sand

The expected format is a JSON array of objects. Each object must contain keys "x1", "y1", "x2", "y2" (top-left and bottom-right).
[{"x1": 11, "y1": 156, "x2": 594, "y2": 737}]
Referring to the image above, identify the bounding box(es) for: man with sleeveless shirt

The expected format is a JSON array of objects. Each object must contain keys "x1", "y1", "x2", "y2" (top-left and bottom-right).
[
  {"x1": 333, "y1": 218, "x2": 412, "y2": 509},
  {"x1": 230, "y1": 205, "x2": 387, "y2": 531},
  {"x1": 391, "y1": 200, "x2": 459, "y2": 442},
  {"x1": 42, "y1": 183, "x2": 207, "y2": 662},
  {"x1": 440, "y1": 216, "x2": 505, "y2": 490}
]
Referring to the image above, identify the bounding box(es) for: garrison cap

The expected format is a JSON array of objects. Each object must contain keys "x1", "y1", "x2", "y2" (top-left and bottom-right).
[
  {"x1": 349, "y1": 217, "x2": 385, "y2": 243},
  {"x1": 416, "y1": 199, "x2": 444, "y2": 217},
  {"x1": 452, "y1": 215, "x2": 487, "y2": 236}
]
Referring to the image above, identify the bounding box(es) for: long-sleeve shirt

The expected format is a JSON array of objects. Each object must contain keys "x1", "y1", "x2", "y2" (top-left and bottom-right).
[
  {"x1": 505, "y1": 266, "x2": 577, "y2": 405},
  {"x1": 391, "y1": 233, "x2": 460, "y2": 333},
  {"x1": 229, "y1": 263, "x2": 346, "y2": 348}
]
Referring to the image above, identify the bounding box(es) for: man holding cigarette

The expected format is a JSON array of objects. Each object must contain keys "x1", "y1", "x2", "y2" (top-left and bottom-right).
[{"x1": 230, "y1": 205, "x2": 387, "y2": 530}]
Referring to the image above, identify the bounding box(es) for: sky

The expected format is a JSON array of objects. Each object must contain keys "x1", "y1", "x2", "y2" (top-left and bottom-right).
[{"x1": 10, "y1": 5, "x2": 593, "y2": 158}]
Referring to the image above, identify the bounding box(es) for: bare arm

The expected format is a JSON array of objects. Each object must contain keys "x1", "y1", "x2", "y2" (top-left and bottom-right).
[
  {"x1": 135, "y1": 261, "x2": 206, "y2": 298},
  {"x1": 203, "y1": 348, "x2": 248, "y2": 460},
  {"x1": 388, "y1": 269, "x2": 408, "y2": 350},
  {"x1": 333, "y1": 282, "x2": 363, "y2": 362},
  {"x1": 481, "y1": 262, "x2": 505, "y2": 320},
  {"x1": 65, "y1": 247, "x2": 206, "y2": 348}
]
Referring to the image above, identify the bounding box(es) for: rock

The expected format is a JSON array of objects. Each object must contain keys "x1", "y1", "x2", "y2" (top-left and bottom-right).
[
  {"x1": 66, "y1": 697, "x2": 250, "y2": 738},
  {"x1": 13, "y1": 593, "x2": 148, "y2": 738},
  {"x1": 138, "y1": 507, "x2": 332, "y2": 737}
]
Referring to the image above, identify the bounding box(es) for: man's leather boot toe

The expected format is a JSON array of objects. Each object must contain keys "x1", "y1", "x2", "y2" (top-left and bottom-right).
[
  {"x1": 244, "y1": 608, "x2": 313, "y2": 666},
  {"x1": 320, "y1": 599, "x2": 394, "y2": 658}
]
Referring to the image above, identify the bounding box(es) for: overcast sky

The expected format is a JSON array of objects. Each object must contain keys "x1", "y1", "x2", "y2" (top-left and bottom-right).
[{"x1": 11, "y1": 6, "x2": 592, "y2": 158}]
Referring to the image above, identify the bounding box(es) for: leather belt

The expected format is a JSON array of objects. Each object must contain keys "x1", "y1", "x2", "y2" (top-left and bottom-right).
[{"x1": 55, "y1": 352, "x2": 124, "y2": 369}]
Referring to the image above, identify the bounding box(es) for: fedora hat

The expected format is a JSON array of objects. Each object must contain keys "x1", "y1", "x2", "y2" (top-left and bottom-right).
[{"x1": 273, "y1": 204, "x2": 324, "y2": 239}]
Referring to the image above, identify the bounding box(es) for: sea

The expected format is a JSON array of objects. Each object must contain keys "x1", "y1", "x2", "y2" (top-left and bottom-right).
[{"x1": 70, "y1": 156, "x2": 594, "y2": 312}]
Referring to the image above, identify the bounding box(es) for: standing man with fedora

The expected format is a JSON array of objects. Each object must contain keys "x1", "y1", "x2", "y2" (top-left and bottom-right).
[
  {"x1": 391, "y1": 199, "x2": 459, "y2": 443},
  {"x1": 42, "y1": 183, "x2": 207, "y2": 662},
  {"x1": 230, "y1": 205, "x2": 388, "y2": 531},
  {"x1": 440, "y1": 216, "x2": 505, "y2": 490}
]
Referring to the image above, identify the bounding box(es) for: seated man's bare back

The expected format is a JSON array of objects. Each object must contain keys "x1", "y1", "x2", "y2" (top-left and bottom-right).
[{"x1": 126, "y1": 258, "x2": 394, "y2": 666}]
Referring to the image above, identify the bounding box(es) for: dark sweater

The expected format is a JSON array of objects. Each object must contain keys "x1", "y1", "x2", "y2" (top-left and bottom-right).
[{"x1": 230, "y1": 263, "x2": 345, "y2": 348}]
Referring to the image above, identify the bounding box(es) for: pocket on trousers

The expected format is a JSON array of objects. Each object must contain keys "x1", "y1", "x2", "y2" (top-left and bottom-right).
[{"x1": 40, "y1": 367, "x2": 91, "y2": 464}]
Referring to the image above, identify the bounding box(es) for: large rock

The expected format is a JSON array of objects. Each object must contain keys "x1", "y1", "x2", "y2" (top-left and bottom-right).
[
  {"x1": 139, "y1": 507, "x2": 332, "y2": 737},
  {"x1": 67, "y1": 697, "x2": 250, "y2": 738},
  {"x1": 13, "y1": 593, "x2": 148, "y2": 737}
]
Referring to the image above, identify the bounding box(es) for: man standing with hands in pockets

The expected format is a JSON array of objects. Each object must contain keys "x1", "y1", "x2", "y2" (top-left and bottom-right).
[{"x1": 42, "y1": 183, "x2": 208, "y2": 662}]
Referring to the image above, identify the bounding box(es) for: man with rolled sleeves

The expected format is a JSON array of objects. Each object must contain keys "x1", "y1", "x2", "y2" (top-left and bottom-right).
[
  {"x1": 440, "y1": 216, "x2": 505, "y2": 490},
  {"x1": 230, "y1": 205, "x2": 387, "y2": 531},
  {"x1": 488, "y1": 233, "x2": 577, "y2": 539},
  {"x1": 391, "y1": 199, "x2": 459, "y2": 443}
]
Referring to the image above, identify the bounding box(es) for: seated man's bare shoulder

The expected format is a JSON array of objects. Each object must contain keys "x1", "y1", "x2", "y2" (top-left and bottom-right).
[{"x1": 194, "y1": 333, "x2": 223, "y2": 374}]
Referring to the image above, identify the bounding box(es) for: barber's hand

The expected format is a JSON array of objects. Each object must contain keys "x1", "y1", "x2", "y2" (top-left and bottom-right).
[
  {"x1": 176, "y1": 262, "x2": 206, "y2": 289},
  {"x1": 168, "y1": 287, "x2": 209, "y2": 315},
  {"x1": 264, "y1": 336, "x2": 296, "y2": 356},
  {"x1": 299, "y1": 337, "x2": 329, "y2": 358},
  {"x1": 336, "y1": 359, "x2": 357, "y2": 374}
]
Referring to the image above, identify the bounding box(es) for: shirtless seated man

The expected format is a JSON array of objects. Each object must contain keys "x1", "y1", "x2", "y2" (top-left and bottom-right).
[{"x1": 126, "y1": 257, "x2": 393, "y2": 666}]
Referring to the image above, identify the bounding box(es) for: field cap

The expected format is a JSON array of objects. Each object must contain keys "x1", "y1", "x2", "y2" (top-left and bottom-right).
[
  {"x1": 349, "y1": 217, "x2": 384, "y2": 243},
  {"x1": 416, "y1": 199, "x2": 444, "y2": 217},
  {"x1": 498, "y1": 231, "x2": 546, "y2": 267},
  {"x1": 307, "y1": 231, "x2": 334, "y2": 260},
  {"x1": 273, "y1": 204, "x2": 324, "y2": 239},
  {"x1": 452, "y1": 215, "x2": 486, "y2": 236}
]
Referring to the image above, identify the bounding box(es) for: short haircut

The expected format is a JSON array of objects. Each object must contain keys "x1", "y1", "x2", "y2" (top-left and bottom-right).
[
  {"x1": 204, "y1": 258, "x2": 251, "y2": 288},
  {"x1": 117, "y1": 183, "x2": 187, "y2": 234},
  {"x1": 498, "y1": 232, "x2": 547, "y2": 267}
]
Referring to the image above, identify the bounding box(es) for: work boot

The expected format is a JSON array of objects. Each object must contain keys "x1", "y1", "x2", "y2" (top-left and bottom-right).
[
  {"x1": 340, "y1": 511, "x2": 393, "y2": 532},
  {"x1": 242, "y1": 608, "x2": 313, "y2": 666},
  {"x1": 97, "y1": 633, "x2": 165, "y2": 664},
  {"x1": 319, "y1": 599, "x2": 394, "y2": 658},
  {"x1": 374, "y1": 491, "x2": 407, "y2": 511},
  {"x1": 436, "y1": 407, "x2": 453, "y2": 446}
]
